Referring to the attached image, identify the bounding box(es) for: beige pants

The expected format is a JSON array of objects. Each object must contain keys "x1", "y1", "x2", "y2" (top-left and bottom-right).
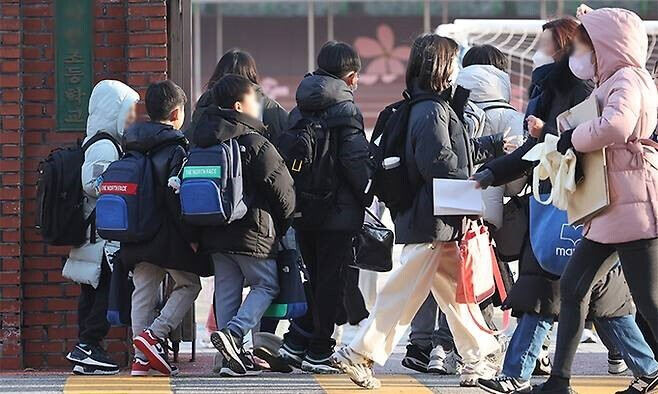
[{"x1": 349, "y1": 241, "x2": 500, "y2": 365}]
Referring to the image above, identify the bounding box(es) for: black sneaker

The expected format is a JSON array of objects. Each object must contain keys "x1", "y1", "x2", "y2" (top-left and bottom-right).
[
  {"x1": 301, "y1": 352, "x2": 341, "y2": 374},
  {"x1": 66, "y1": 344, "x2": 119, "y2": 369},
  {"x1": 72, "y1": 364, "x2": 119, "y2": 375},
  {"x1": 279, "y1": 341, "x2": 306, "y2": 369},
  {"x1": 219, "y1": 357, "x2": 245, "y2": 377},
  {"x1": 530, "y1": 383, "x2": 578, "y2": 394},
  {"x1": 253, "y1": 346, "x2": 293, "y2": 373},
  {"x1": 533, "y1": 352, "x2": 552, "y2": 376},
  {"x1": 478, "y1": 376, "x2": 532, "y2": 394},
  {"x1": 211, "y1": 329, "x2": 246, "y2": 375},
  {"x1": 616, "y1": 374, "x2": 658, "y2": 394},
  {"x1": 401, "y1": 344, "x2": 430, "y2": 373}
]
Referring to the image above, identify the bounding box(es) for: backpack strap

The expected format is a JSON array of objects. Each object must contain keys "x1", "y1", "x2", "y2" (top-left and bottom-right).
[
  {"x1": 82, "y1": 131, "x2": 122, "y2": 156},
  {"x1": 473, "y1": 99, "x2": 516, "y2": 112}
]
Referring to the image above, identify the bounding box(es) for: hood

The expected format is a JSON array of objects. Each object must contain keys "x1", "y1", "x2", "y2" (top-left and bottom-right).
[
  {"x1": 456, "y1": 65, "x2": 511, "y2": 103},
  {"x1": 86, "y1": 80, "x2": 140, "y2": 141},
  {"x1": 191, "y1": 106, "x2": 266, "y2": 148},
  {"x1": 122, "y1": 121, "x2": 187, "y2": 153},
  {"x1": 295, "y1": 70, "x2": 354, "y2": 112},
  {"x1": 580, "y1": 8, "x2": 648, "y2": 83}
]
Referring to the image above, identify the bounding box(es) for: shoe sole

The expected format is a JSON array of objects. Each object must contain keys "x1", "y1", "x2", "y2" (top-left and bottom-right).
[
  {"x1": 131, "y1": 370, "x2": 150, "y2": 377},
  {"x1": 427, "y1": 366, "x2": 450, "y2": 375},
  {"x1": 253, "y1": 348, "x2": 293, "y2": 373},
  {"x1": 66, "y1": 351, "x2": 119, "y2": 369},
  {"x1": 133, "y1": 336, "x2": 172, "y2": 376},
  {"x1": 211, "y1": 331, "x2": 246, "y2": 375},
  {"x1": 608, "y1": 362, "x2": 628, "y2": 375},
  {"x1": 331, "y1": 352, "x2": 381, "y2": 389},
  {"x1": 72, "y1": 365, "x2": 119, "y2": 375},
  {"x1": 219, "y1": 367, "x2": 246, "y2": 377},
  {"x1": 477, "y1": 381, "x2": 532, "y2": 394},
  {"x1": 401, "y1": 357, "x2": 428, "y2": 373},
  {"x1": 279, "y1": 347, "x2": 304, "y2": 369},
  {"x1": 300, "y1": 360, "x2": 341, "y2": 374}
]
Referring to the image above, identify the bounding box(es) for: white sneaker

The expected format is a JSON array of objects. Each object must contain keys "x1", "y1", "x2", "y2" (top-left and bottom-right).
[
  {"x1": 443, "y1": 349, "x2": 464, "y2": 375},
  {"x1": 460, "y1": 359, "x2": 497, "y2": 387},
  {"x1": 608, "y1": 356, "x2": 629, "y2": 375},
  {"x1": 427, "y1": 346, "x2": 447, "y2": 374},
  {"x1": 331, "y1": 347, "x2": 381, "y2": 389},
  {"x1": 580, "y1": 328, "x2": 599, "y2": 344}
]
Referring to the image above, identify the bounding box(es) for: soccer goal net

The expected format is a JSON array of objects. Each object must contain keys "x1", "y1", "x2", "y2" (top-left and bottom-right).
[{"x1": 437, "y1": 19, "x2": 658, "y2": 110}]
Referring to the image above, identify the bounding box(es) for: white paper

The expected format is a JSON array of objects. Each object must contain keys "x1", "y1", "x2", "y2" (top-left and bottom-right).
[{"x1": 433, "y1": 179, "x2": 485, "y2": 216}]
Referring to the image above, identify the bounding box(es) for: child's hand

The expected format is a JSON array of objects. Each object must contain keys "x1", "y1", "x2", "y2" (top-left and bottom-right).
[
  {"x1": 526, "y1": 115, "x2": 545, "y2": 138},
  {"x1": 168, "y1": 176, "x2": 181, "y2": 194}
]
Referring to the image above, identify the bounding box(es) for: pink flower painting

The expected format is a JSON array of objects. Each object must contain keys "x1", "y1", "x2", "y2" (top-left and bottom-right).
[{"x1": 354, "y1": 24, "x2": 411, "y2": 85}]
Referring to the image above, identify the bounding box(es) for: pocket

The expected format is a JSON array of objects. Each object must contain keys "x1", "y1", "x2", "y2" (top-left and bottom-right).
[{"x1": 96, "y1": 195, "x2": 128, "y2": 231}]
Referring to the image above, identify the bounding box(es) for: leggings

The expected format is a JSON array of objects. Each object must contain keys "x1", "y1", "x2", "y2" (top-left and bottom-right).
[{"x1": 553, "y1": 237, "x2": 658, "y2": 378}]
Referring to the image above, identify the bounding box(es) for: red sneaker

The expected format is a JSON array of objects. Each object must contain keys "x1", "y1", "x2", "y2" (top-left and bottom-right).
[
  {"x1": 131, "y1": 358, "x2": 150, "y2": 377},
  {"x1": 133, "y1": 330, "x2": 172, "y2": 376}
]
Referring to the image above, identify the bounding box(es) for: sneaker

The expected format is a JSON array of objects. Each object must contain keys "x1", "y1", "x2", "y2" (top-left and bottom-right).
[
  {"x1": 580, "y1": 328, "x2": 598, "y2": 344},
  {"x1": 131, "y1": 357, "x2": 179, "y2": 377},
  {"x1": 608, "y1": 354, "x2": 629, "y2": 375},
  {"x1": 401, "y1": 344, "x2": 430, "y2": 373},
  {"x1": 301, "y1": 352, "x2": 341, "y2": 374},
  {"x1": 133, "y1": 330, "x2": 173, "y2": 376},
  {"x1": 427, "y1": 346, "x2": 448, "y2": 374},
  {"x1": 533, "y1": 350, "x2": 552, "y2": 376},
  {"x1": 219, "y1": 358, "x2": 245, "y2": 377},
  {"x1": 461, "y1": 359, "x2": 497, "y2": 387},
  {"x1": 615, "y1": 374, "x2": 658, "y2": 394},
  {"x1": 211, "y1": 329, "x2": 246, "y2": 376},
  {"x1": 332, "y1": 346, "x2": 381, "y2": 389},
  {"x1": 478, "y1": 376, "x2": 532, "y2": 394},
  {"x1": 530, "y1": 383, "x2": 578, "y2": 393},
  {"x1": 253, "y1": 346, "x2": 293, "y2": 373},
  {"x1": 444, "y1": 349, "x2": 464, "y2": 375},
  {"x1": 66, "y1": 343, "x2": 119, "y2": 369},
  {"x1": 72, "y1": 364, "x2": 119, "y2": 375},
  {"x1": 240, "y1": 349, "x2": 263, "y2": 376},
  {"x1": 279, "y1": 341, "x2": 305, "y2": 369}
]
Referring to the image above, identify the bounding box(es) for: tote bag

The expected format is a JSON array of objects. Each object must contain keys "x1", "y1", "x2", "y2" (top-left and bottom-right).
[
  {"x1": 263, "y1": 243, "x2": 308, "y2": 320},
  {"x1": 351, "y1": 209, "x2": 394, "y2": 272},
  {"x1": 529, "y1": 194, "x2": 582, "y2": 276}
]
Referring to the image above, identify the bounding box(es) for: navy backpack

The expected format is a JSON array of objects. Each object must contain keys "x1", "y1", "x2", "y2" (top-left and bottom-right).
[
  {"x1": 96, "y1": 151, "x2": 161, "y2": 242},
  {"x1": 179, "y1": 139, "x2": 247, "y2": 226}
]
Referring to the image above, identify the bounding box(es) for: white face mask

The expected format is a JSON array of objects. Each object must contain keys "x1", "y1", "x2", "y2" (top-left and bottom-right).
[
  {"x1": 569, "y1": 51, "x2": 596, "y2": 80},
  {"x1": 532, "y1": 50, "x2": 554, "y2": 70}
]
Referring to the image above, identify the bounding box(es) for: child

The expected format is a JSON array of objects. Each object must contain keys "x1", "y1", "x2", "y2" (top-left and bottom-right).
[
  {"x1": 64, "y1": 80, "x2": 139, "y2": 375},
  {"x1": 122, "y1": 80, "x2": 202, "y2": 377},
  {"x1": 187, "y1": 74, "x2": 295, "y2": 377}
]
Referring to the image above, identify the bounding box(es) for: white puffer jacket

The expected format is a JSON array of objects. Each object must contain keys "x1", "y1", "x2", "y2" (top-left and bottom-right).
[
  {"x1": 63, "y1": 80, "x2": 140, "y2": 287},
  {"x1": 457, "y1": 65, "x2": 525, "y2": 229}
]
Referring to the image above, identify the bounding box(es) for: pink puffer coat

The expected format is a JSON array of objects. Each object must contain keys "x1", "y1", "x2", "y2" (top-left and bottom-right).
[{"x1": 571, "y1": 8, "x2": 658, "y2": 244}]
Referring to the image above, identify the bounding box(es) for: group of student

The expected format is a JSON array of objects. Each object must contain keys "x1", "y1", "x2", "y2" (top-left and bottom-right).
[{"x1": 57, "y1": 4, "x2": 658, "y2": 394}]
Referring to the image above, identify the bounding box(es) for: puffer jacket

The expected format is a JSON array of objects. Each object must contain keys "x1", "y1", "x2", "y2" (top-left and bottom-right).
[
  {"x1": 457, "y1": 65, "x2": 525, "y2": 229},
  {"x1": 64, "y1": 80, "x2": 140, "y2": 285},
  {"x1": 119, "y1": 122, "x2": 211, "y2": 276},
  {"x1": 190, "y1": 107, "x2": 295, "y2": 259},
  {"x1": 572, "y1": 8, "x2": 658, "y2": 244},
  {"x1": 287, "y1": 70, "x2": 373, "y2": 233}
]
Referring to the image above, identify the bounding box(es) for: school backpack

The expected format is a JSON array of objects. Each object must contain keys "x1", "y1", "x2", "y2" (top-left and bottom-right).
[
  {"x1": 179, "y1": 139, "x2": 247, "y2": 226},
  {"x1": 277, "y1": 115, "x2": 361, "y2": 224},
  {"x1": 36, "y1": 132, "x2": 121, "y2": 246},
  {"x1": 95, "y1": 147, "x2": 165, "y2": 243},
  {"x1": 369, "y1": 91, "x2": 441, "y2": 213}
]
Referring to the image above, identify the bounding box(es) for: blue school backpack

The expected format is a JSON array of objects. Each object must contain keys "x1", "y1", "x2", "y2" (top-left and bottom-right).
[
  {"x1": 529, "y1": 194, "x2": 583, "y2": 276},
  {"x1": 96, "y1": 151, "x2": 161, "y2": 242},
  {"x1": 179, "y1": 139, "x2": 247, "y2": 226}
]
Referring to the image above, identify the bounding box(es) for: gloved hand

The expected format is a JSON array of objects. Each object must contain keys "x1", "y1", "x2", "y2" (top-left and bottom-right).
[
  {"x1": 557, "y1": 129, "x2": 575, "y2": 155},
  {"x1": 471, "y1": 168, "x2": 495, "y2": 190}
]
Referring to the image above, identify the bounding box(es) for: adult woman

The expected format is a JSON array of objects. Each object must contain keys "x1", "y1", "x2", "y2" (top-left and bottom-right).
[
  {"x1": 188, "y1": 49, "x2": 288, "y2": 142},
  {"x1": 536, "y1": 8, "x2": 658, "y2": 394},
  {"x1": 474, "y1": 17, "x2": 656, "y2": 394},
  {"x1": 331, "y1": 34, "x2": 500, "y2": 389}
]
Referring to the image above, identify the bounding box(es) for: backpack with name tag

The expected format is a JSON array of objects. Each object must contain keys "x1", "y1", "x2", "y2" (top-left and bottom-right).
[
  {"x1": 36, "y1": 132, "x2": 121, "y2": 246},
  {"x1": 96, "y1": 148, "x2": 163, "y2": 242},
  {"x1": 179, "y1": 139, "x2": 247, "y2": 226}
]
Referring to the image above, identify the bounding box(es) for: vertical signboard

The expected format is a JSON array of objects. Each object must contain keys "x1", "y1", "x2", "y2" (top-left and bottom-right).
[{"x1": 55, "y1": 1, "x2": 93, "y2": 131}]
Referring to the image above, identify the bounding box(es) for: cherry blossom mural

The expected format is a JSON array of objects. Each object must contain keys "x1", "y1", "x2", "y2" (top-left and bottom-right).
[{"x1": 354, "y1": 24, "x2": 411, "y2": 85}]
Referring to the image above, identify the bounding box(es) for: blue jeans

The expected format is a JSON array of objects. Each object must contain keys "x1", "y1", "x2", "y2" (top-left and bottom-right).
[
  {"x1": 595, "y1": 315, "x2": 658, "y2": 377},
  {"x1": 502, "y1": 313, "x2": 553, "y2": 381}
]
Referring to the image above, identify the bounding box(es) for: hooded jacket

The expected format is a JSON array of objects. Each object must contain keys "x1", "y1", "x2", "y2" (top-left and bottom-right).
[
  {"x1": 190, "y1": 107, "x2": 295, "y2": 258},
  {"x1": 118, "y1": 122, "x2": 211, "y2": 275},
  {"x1": 287, "y1": 71, "x2": 374, "y2": 233},
  {"x1": 571, "y1": 8, "x2": 658, "y2": 244},
  {"x1": 457, "y1": 65, "x2": 525, "y2": 228}
]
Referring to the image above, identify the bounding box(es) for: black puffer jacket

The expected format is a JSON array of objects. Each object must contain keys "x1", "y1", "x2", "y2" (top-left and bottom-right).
[
  {"x1": 287, "y1": 70, "x2": 373, "y2": 234},
  {"x1": 119, "y1": 122, "x2": 211, "y2": 276},
  {"x1": 484, "y1": 59, "x2": 633, "y2": 319},
  {"x1": 191, "y1": 107, "x2": 295, "y2": 259},
  {"x1": 189, "y1": 88, "x2": 288, "y2": 143}
]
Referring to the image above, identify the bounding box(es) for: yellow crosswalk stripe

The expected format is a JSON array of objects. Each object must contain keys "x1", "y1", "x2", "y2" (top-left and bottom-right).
[
  {"x1": 63, "y1": 376, "x2": 172, "y2": 394},
  {"x1": 571, "y1": 376, "x2": 630, "y2": 394},
  {"x1": 315, "y1": 374, "x2": 432, "y2": 393}
]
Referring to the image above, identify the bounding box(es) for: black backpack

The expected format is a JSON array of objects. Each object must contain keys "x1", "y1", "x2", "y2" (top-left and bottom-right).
[
  {"x1": 36, "y1": 132, "x2": 121, "y2": 246},
  {"x1": 277, "y1": 115, "x2": 361, "y2": 224},
  {"x1": 369, "y1": 91, "x2": 441, "y2": 213}
]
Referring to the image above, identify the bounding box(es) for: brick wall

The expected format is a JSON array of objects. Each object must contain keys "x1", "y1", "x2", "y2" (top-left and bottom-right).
[{"x1": 0, "y1": 0, "x2": 168, "y2": 370}]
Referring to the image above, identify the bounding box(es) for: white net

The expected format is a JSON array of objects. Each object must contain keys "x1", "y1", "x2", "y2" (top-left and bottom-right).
[{"x1": 437, "y1": 19, "x2": 658, "y2": 110}]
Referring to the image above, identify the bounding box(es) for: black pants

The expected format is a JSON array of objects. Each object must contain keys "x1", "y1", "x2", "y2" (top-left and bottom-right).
[
  {"x1": 284, "y1": 230, "x2": 354, "y2": 357},
  {"x1": 553, "y1": 237, "x2": 658, "y2": 378},
  {"x1": 335, "y1": 266, "x2": 369, "y2": 326},
  {"x1": 637, "y1": 311, "x2": 658, "y2": 357},
  {"x1": 78, "y1": 259, "x2": 111, "y2": 346}
]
